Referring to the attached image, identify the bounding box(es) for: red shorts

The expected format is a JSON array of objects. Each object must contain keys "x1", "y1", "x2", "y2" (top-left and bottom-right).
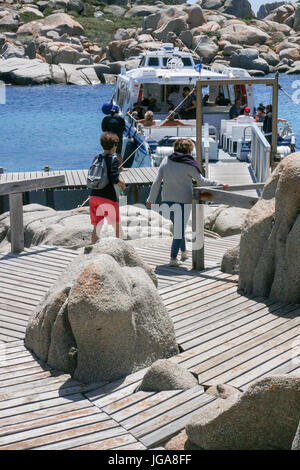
[{"x1": 89, "y1": 196, "x2": 120, "y2": 226}]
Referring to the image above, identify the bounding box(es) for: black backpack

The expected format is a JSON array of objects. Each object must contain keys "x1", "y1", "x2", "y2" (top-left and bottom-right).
[{"x1": 87, "y1": 154, "x2": 109, "y2": 190}]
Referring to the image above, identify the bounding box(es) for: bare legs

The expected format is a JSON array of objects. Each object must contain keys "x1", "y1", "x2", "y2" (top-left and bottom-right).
[{"x1": 91, "y1": 222, "x2": 124, "y2": 245}]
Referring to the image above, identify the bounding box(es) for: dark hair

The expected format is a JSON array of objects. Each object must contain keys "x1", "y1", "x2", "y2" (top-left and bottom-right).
[
  {"x1": 183, "y1": 87, "x2": 190, "y2": 92},
  {"x1": 100, "y1": 132, "x2": 119, "y2": 150},
  {"x1": 257, "y1": 106, "x2": 265, "y2": 113}
]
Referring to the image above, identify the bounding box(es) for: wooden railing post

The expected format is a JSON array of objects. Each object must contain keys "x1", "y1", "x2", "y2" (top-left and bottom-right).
[
  {"x1": 0, "y1": 175, "x2": 65, "y2": 254},
  {"x1": 9, "y1": 193, "x2": 24, "y2": 253},
  {"x1": 192, "y1": 188, "x2": 205, "y2": 271}
]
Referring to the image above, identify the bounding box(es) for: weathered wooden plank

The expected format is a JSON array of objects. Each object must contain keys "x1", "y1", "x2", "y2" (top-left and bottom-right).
[
  {"x1": 0, "y1": 413, "x2": 111, "y2": 449},
  {"x1": 121, "y1": 386, "x2": 204, "y2": 431},
  {"x1": 139, "y1": 394, "x2": 215, "y2": 448},
  {"x1": 108, "y1": 390, "x2": 181, "y2": 423},
  {"x1": 0, "y1": 406, "x2": 99, "y2": 438},
  {"x1": 0, "y1": 393, "x2": 87, "y2": 419},
  {"x1": 71, "y1": 433, "x2": 144, "y2": 450},
  {"x1": 0, "y1": 400, "x2": 93, "y2": 428},
  {"x1": 31, "y1": 425, "x2": 129, "y2": 451},
  {"x1": 0, "y1": 175, "x2": 66, "y2": 196}
]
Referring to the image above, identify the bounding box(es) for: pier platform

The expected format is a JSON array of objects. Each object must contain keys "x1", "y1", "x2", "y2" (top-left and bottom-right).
[
  {"x1": 1, "y1": 236, "x2": 299, "y2": 449},
  {"x1": 0, "y1": 160, "x2": 255, "y2": 190}
]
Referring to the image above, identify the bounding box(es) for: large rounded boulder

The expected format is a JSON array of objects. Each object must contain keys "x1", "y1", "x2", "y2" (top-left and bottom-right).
[
  {"x1": 238, "y1": 152, "x2": 300, "y2": 303},
  {"x1": 25, "y1": 239, "x2": 179, "y2": 383}
]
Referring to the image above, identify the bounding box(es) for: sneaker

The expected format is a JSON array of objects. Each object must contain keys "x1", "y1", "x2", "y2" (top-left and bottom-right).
[
  {"x1": 169, "y1": 258, "x2": 181, "y2": 267},
  {"x1": 181, "y1": 251, "x2": 189, "y2": 262}
]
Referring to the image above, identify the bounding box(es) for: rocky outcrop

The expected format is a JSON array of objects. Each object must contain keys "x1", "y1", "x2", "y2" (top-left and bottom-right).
[
  {"x1": 205, "y1": 205, "x2": 249, "y2": 237},
  {"x1": 0, "y1": 57, "x2": 102, "y2": 85},
  {"x1": 257, "y1": 2, "x2": 285, "y2": 20},
  {"x1": 219, "y1": 23, "x2": 270, "y2": 46},
  {"x1": 221, "y1": 245, "x2": 239, "y2": 274},
  {"x1": 137, "y1": 359, "x2": 198, "y2": 392},
  {"x1": 230, "y1": 48, "x2": 270, "y2": 73},
  {"x1": 186, "y1": 375, "x2": 300, "y2": 450},
  {"x1": 0, "y1": 204, "x2": 173, "y2": 251},
  {"x1": 25, "y1": 241, "x2": 179, "y2": 383},
  {"x1": 0, "y1": 1, "x2": 299, "y2": 83},
  {"x1": 239, "y1": 153, "x2": 300, "y2": 303},
  {"x1": 202, "y1": 0, "x2": 252, "y2": 18},
  {"x1": 185, "y1": 5, "x2": 207, "y2": 29}
]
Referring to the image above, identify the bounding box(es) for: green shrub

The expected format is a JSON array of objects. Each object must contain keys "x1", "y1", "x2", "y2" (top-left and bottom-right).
[
  {"x1": 19, "y1": 11, "x2": 42, "y2": 23},
  {"x1": 76, "y1": 14, "x2": 142, "y2": 47}
]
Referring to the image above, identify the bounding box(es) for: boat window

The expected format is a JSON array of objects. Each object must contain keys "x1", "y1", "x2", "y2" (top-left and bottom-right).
[
  {"x1": 140, "y1": 57, "x2": 146, "y2": 67},
  {"x1": 182, "y1": 58, "x2": 192, "y2": 67},
  {"x1": 148, "y1": 57, "x2": 159, "y2": 67}
]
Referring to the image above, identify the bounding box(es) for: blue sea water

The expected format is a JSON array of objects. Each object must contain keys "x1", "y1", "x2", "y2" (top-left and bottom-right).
[{"x1": 0, "y1": 75, "x2": 299, "y2": 172}]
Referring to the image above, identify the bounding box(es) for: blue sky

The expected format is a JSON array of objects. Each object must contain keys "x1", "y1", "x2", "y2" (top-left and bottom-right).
[{"x1": 188, "y1": 0, "x2": 289, "y2": 14}]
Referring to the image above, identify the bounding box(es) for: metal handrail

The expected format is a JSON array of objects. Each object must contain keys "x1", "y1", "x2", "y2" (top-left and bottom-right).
[
  {"x1": 250, "y1": 125, "x2": 271, "y2": 183},
  {"x1": 203, "y1": 123, "x2": 210, "y2": 178}
]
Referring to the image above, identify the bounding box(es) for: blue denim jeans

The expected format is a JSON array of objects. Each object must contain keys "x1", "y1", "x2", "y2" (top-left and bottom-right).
[{"x1": 162, "y1": 202, "x2": 191, "y2": 259}]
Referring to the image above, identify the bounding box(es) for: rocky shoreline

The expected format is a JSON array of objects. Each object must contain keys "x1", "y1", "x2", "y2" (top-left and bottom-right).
[{"x1": 0, "y1": 0, "x2": 300, "y2": 86}]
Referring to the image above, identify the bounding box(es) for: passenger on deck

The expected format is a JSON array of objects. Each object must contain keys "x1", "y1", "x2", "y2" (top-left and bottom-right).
[
  {"x1": 263, "y1": 104, "x2": 287, "y2": 145},
  {"x1": 129, "y1": 103, "x2": 145, "y2": 120},
  {"x1": 138, "y1": 111, "x2": 156, "y2": 127},
  {"x1": 167, "y1": 86, "x2": 182, "y2": 111},
  {"x1": 180, "y1": 87, "x2": 196, "y2": 119},
  {"x1": 236, "y1": 107, "x2": 254, "y2": 124},
  {"x1": 160, "y1": 111, "x2": 186, "y2": 127},
  {"x1": 255, "y1": 106, "x2": 266, "y2": 122},
  {"x1": 146, "y1": 138, "x2": 228, "y2": 267},
  {"x1": 215, "y1": 93, "x2": 230, "y2": 106},
  {"x1": 229, "y1": 99, "x2": 242, "y2": 120}
]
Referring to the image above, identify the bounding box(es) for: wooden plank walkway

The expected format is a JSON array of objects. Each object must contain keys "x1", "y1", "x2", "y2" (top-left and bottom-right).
[
  {"x1": 1, "y1": 236, "x2": 300, "y2": 449},
  {"x1": 0, "y1": 160, "x2": 255, "y2": 190},
  {"x1": 0, "y1": 168, "x2": 156, "y2": 189}
]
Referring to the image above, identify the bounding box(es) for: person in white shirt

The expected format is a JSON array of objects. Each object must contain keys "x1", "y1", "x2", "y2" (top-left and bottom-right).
[
  {"x1": 167, "y1": 86, "x2": 182, "y2": 110},
  {"x1": 237, "y1": 107, "x2": 254, "y2": 124}
]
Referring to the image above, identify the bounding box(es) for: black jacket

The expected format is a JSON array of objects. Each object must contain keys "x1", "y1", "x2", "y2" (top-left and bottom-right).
[
  {"x1": 102, "y1": 114, "x2": 125, "y2": 138},
  {"x1": 90, "y1": 154, "x2": 120, "y2": 202}
]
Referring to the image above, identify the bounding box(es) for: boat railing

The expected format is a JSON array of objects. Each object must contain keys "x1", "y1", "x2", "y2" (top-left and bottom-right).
[
  {"x1": 249, "y1": 124, "x2": 271, "y2": 183},
  {"x1": 192, "y1": 183, "x2": 264, "y2": 270},
  {"x1": 203, "y1": 123, "x2": 210, "y2": 178}
]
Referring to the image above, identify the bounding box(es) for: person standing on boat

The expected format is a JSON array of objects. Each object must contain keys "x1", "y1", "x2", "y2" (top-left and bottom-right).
[
  {"x1": 146, "y1": 138, "x2": 228, "y2": 267},
  {"x1": 229, "y1": 99, "x2": 242, "y2": 120},
  {"x1": 90, "y1": 132, "x2": 125, "y2": 244},
  {"x1": 167, "y1": 86, "x2": 182, "y2": 110},
  {"x1": 101, "y1": 105, "x2": 125, "y2": 165},
  {"x1": 180, "y1": 87, "x2": 197, "y2": 119},
  {"x1": 263, "y1": 104, "x2": 287, "y2": 145},
  {"x1": 255, "y1": 106, "x2": 266, "y2": 123}
]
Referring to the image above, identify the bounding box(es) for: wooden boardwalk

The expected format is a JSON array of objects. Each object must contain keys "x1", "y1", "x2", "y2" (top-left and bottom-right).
[
  {"x1": 1, "y1": 237, "x2": 300, "y2": 449},
  {"x1": 0, "y1": 160, "x2": 255, "y2": 190},
  {"x1": 0, "y1": 168, "x2": 157, "y2": 189}
]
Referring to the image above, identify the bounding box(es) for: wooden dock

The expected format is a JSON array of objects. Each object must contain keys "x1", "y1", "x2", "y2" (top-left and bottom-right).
[
  {"x1": 1, "y1": 236, "x2": 299, "y2": 450},
  {"x1": 0, "y1": 160, "x2": 255, "y2": 190}
]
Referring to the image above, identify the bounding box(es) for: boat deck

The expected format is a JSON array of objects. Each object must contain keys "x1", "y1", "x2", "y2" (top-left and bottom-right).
[{"x1": 1, "y1": 237, "x2": 300, "y2": 450}]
